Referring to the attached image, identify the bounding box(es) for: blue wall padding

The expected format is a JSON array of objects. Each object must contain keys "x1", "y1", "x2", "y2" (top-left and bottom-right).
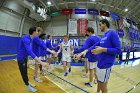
[{"x1": 0, "y1": 35, "x2": 21, "y2": 55}]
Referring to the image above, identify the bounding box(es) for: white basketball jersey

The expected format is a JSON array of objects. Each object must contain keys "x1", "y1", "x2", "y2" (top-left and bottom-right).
[{"x1": 61, "y1": 41, "x2": 71, "y2": 56}]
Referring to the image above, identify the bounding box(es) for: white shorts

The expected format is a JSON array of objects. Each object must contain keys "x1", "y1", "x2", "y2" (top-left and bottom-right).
[
  {"x1": 96, "y1": 67, "x2": 112, "y2": 83},
  {"x1": 46, "y1": 54, "x2": 52, "y2": 58},
  {"x1": 87, "y1": 61, "x2": 97, "y2": 69},
  {"x1": 62, "y1": 56, "x2": 71, "y2": 62}
]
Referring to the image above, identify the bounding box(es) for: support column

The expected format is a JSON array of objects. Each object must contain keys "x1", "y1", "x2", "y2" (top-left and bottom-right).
[{"x1": 19, "y1": 8, "x2": 28, "y2": 37}]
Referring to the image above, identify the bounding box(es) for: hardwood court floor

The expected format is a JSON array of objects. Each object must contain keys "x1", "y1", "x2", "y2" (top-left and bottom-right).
[
  {"x1": 0, "y1": 60, "x2": 65, "y2": 93},
  {"x1": 28, "y1": 59, "x2": 140, "y2": 93}
]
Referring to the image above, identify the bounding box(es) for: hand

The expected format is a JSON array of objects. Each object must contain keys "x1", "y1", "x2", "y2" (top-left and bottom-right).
[
  {"x1": 40, "y1": 61, "x2": 50, "y2": 69},
  {"x1": 51, "y1": 50, "x2": 57, "y2": 55},
  {"x1": 72, "y1": 54, "x2": 76, "y2": 60},
  {"x1": 70, "y1": 52, "x2": 74, "y2": 57},
  {"x1": 55, "y1": 52, "x2": 59, "y2": 57},
  {"x1": 81, "y1": 50, "x2": 88, "y2": 57},
  {"x1": 91, "y1": 46, "x2": 104, "y2": 54},
  {"x1": 76, "y1": 53, "x2": 82, "y2": 60}
]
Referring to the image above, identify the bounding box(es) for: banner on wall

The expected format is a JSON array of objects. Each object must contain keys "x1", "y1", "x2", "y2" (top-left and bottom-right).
[
  {"x1": 75, "y1": 8, "x2": 86, "y2": 14},
  {"x1": 118, "y1": 18, "x2": 125, "y2": 30},
  {"x1": 88, "y1": 9, "x2": 99, "y2": 15},
  {"x1": 78, "y1": 19, "x2": 88, "y2": 35},
  {"x1": 118, "y1": 29, "x2": 124, "y2": 36},
  {"x1": 100, "y1": 10, "x2": 110, "y2": 17},
  {"x1": 110, "y1": 12, "x2": 120, "y2": 20},
  {"x1": 61, "y1": 9, "x2": 73, "y2": 15},
  {"x1": 50, "y1": 10, "x2": 61, "y2": 16},
  {"x1": 68, "y1": 19, "x2": 77, "y2": 34}
]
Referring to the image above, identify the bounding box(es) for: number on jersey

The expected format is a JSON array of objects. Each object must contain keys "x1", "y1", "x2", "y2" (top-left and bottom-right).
[{"x1": 65, "y1": 48, "x2": 67, "y2": 51}]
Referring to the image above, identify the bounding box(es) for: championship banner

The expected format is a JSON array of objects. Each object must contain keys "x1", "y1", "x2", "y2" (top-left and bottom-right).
[
  {"x1": 78, "y1": 19, "x2": 88, "y2": 35},
  {"x1": 68, "y1": 19, "x2": 77, "y2": 34}
]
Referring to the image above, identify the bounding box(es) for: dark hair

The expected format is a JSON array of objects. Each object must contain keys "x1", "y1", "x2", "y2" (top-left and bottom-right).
[
  {"x1": 86, "y1": 27, "x2": 94, "y2": 34},
  {"x1": 85, "y1": 34, "x2": 89, "y2": 37},
  {"x1": 36, "y1": 27, "x2": 43, "y2": 32},
  {"x1": 100, "y1": 19, "x2": 110, "y2": 28},
  {"x1": 29, "y1": 27, "x2": 37, "y2": 35},
  {"x1": 39, "y1": 33, "x2": 46, "y2": 39},
  {"x1": 47, "y1": 35, "x2": 50, "y2": 39}
]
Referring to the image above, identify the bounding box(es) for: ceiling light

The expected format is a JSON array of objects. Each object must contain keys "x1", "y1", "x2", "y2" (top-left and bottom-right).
[
  {"x1": 125, "y1": 8, "x2": 128, "y2": 12},
  {"x1": 47, "y1": 1, "x2": 51, "y2": 5},
  {"x1": 91, "y1": 0, "x2": 96, "y2": 1}
]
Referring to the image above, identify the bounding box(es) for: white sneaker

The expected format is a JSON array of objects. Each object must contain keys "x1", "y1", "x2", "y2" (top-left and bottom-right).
[
  {"x1": 27, "y1": 85, "x2": 37, "y2": 92},
  {"x1": 34, "y1": 77, "x2": 43, "y2": 82},
  {"x1": 59, "y1": 63, "x2": 62, "y2": 65},
  {"x1": 29, "y1": 82, "x2": 36, "y2": 87}
]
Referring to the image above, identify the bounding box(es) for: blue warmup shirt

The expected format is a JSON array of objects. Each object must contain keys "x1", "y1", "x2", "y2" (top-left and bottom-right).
[
  {"x1": 46, "y1": 39, "x2": 52, "y2": 55},
  {"x1": 17, "y1": 34, "x2": 36, "y2": 62},
  {"x1": 52, "y1": 43, "x2": 60, "y2": 52},
  {"x1": 39, "y1": 40, "x2": 47, "y2": 57},
  {"x1": 32, "y1": 36, "x2": 47, "y2": 57},
  {"x1": 88, "y1": 30, "x2": 121, "y2": 69},
  {"x1": 74, "y1": 35, "x2": 100, "y2": 62}
]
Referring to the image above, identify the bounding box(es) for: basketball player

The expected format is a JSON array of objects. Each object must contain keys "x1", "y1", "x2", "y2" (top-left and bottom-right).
[
  {"x1": 17, "y1": 27, "x2": 49, "y2": 92},
  {"x1": 46, "y1": 35, "x2": 53, "y2": 63},
  {"x1": 32, "y1": 28, "x2": 56, "y2": 82},
  {"x1": 77, "y1": 19, "x2": 121, "y2": 93},
  {"x1": 38, "y1": 33, "x2": 47, "y2": 75},
  {"x1": 74, "y1": 27, "x2": 100, "y2": 87},
  {"x1": 82, "y1": 34, "x2": 89, "y2": 78},
  {"x1": 57, "y1": 35, "x2": 74, "y2": 76}
]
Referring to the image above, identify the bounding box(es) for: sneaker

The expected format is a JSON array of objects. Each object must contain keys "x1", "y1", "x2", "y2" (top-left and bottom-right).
[
  {"x1": 64, "y1": 72, "x2": 68, "y2": 76},
  {"x1": 68, "y1": 68, "x2": 71, "y2": 73},
  {"x1": 29, "y1": 82, "x2": 36, "y2": 87},
  {"x1": 82, "y1": 74, "x2": 88, "y2": 78},
  {"x1": 59, "y1": 62, "x2": 62, "y2": 65},
  {"x1": 40, "y1": 70, "x2": 45, "y2": 76},
  {"x1": 85, "y1": 82, "x2": 93, "y2": 87},
  {"x1": 94, "y1": 79, "x2": 97, "y2": 84},
  {"x1": 34, "y1": 77, "x2": 43, "y2": 82},
  {"x1": 27, "y1": 85, "x2": 37, "y2": 92}
]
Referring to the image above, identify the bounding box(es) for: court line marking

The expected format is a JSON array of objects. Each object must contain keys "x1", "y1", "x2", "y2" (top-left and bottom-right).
[
  {"x1": 30, "y1": 65, "x2": 89, "y2": 93},
  {"x1": 30, "y1": 67, "x2": 68, "y2": 93},
  {"x1": 125, "y1": 81, "x2": 140, "y2": 93},
  {"x1": 45, "y1": 70, "x2": 89, "y2": 93}
]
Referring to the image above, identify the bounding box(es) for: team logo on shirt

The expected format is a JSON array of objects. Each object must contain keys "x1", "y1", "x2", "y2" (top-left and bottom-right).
[
  {"x1": 100, "y1": 37, "x2": 107, "y2": 44},
  {"x1": 101, "y1": 37, "x2": 107, "y2": 40}
]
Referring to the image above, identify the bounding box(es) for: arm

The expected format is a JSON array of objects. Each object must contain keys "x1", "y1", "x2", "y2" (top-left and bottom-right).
[
  {"x1": 57, "y1": 43, "x2": 62, "y2": 54},
  {"x1": 92, "y1": 32, "x2": 121, "y2": 55},
  {"x1": 23, "y1": 39, "x2": 36, "y2": 59},
  {"x1": 34, "y1": 37, "x2": 47, "y2": 49},
  {"x1": 106, "y1": 32, "x2": 121, "y2": 55},
  {"x1": 23, "y1": 39, "x2": 49, "y2": 67},
  {"x1": 76, "y1": 40, "x2": 100, "y2": 59},
  {"x1": 88, "y1": 41, "x2": 100, "y2": 51},
  {"x1": 74, "y1": 39, "x2": 89, "y2": 54}
]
